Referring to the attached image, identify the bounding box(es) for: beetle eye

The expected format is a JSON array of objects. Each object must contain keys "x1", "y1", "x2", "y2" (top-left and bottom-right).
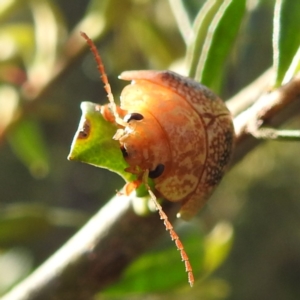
[
  {"x1": 149, "y1": 164, "x2": 165, "y2": 179},
  {"x1": 120, "y1": 145, "x2": 128, "y2": 158},
  {"x1": 124, "y1": 113, "x2": 144, "y2": 123}
]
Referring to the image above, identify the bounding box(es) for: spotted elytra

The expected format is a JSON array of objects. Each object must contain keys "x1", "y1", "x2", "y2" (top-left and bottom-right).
[{"x1": 81, "y1": 31, "x2": 234, "y2": 287}]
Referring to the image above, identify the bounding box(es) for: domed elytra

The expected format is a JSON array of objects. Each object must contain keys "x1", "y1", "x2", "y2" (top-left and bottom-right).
[
  {"x1": 149, "y1": 164, "x2": 165, "y2": 179},
  {"x1": 124, "y1": 112, "x2": 144, "y2": 123},
  {"x1": 118, "y1": 70, "x2": 234, "y2": 220}
]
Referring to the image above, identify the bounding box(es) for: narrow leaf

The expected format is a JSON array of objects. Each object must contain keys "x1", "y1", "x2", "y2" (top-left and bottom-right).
[
  {"x1": 203, "y1": 222, "x2": 233, "y2": 275},
  {"x1": 273, "y1": 0, "x2": 300, "y2": 86},
  {"x1": 282, "y1": 47, "x2": 300, "y2": 84},
  {"x1": 187, "y1": 0, "x2": 224, "y2": 78},
  {"x1": 195, "y1": 0, "x2": 246, "y2": 91},
  {"x1": 0, "y1": 24, "x2": 35, "y2": 65},
  {"x1": 0, "y1": 207, "x2": 51, "y2": 246},
  {"x1": 0, "y1": 204, "x2": 88, "y2": 246},
  {"x1": 7, "y1": 118, "x2": 50, "y2": 178},
  {"x1": 28, "y1": 0, "x2": 66, "y2": 83},
  {"x1": 168, "y1": 0, "x2": 192, "y2": 44}
]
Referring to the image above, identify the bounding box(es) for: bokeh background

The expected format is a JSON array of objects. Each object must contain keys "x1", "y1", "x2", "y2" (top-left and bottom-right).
[{"x1": 0, "y1": 0, "x2": 300, "y2": 299}]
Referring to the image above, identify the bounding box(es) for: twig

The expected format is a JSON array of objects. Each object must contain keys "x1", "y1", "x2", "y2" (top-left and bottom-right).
[
  {"x1": 226, "y1": 68, "x2": 274, "y2": 116},
  {"x1": 231, "y1": 72, "x2": 300, "y2": 166},
  {"x1": 2, "y1": 194, "x2": 179, "y2": 300}
]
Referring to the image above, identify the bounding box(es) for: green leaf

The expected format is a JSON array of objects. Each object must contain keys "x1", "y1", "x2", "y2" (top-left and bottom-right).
[
  {"x1": 187, "y1": 0, "x2": 224, "y2": 78},
  {"x1": 0, "y1": 24, "x2": 35, "y2": 65},
  {"x1": 102, "y1": 228, "x2": 205, "y2": 294},
  {"x1": 273, "y1": 0, "x2": 300, "y2": 86},
  {"x1": 7, "y1": 117, "x2": 50, "y2": 178},
  {"x1": 68, "y1": 101, "x2": 134, "y2": 183},
  {"x1": 202, "y1": 222, "x2": 234, "y2": 275},
  {"x1": 0, "y1": 204, "x2": 88, "y2": 247},
  {"x1": 28, "y1": 0, "x2": 66, "y2": 82},
  {"x1": 101, "y1": 222, "x2": 234, "y2": 295},
  {"x1": 168, "y1": 0, "x2": 192, "y2": 44},
  {"x1": 194, "y1": 0, "x2": 246, "y2": 91},
  {"x1": 0, "y1": 206, "x2": 51, "y2": 246},
  {"x1": 282, "y1": 47, "x2": 300, "y2": 84}
]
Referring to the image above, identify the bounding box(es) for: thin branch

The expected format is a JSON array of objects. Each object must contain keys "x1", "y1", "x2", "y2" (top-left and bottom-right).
[
  {"x1": 231, "y1": 72, "x2": 300, "y2": 166},
  {"x1": 2, "y1": 194, "x2": 179, "y2": 300},
  {"x1": 2, "y1": 73, "x2": 300, "y2": 300},
  {"x1": 249, "y1": 128, "x2": 300, "y2": 141},
  {"x1": 226, "y1": 68, "x2": 274, "y2": 116}
]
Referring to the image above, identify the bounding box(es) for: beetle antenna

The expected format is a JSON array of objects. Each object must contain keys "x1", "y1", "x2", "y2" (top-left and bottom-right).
[
  {"x1": 80, "y1": 32, "x2": 126, "y2": 126},
  {"x1": 143, "y1": 172, "x2": 194, "y2": 287}
]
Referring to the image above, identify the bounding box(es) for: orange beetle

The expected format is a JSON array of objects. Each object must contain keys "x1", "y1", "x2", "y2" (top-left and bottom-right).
[
  {"x1": 117, "y1": 70, "x2": 234, "y2": 219},
  {"x1": 81, "y1": 32, "x2": 234, "y2": 287}
]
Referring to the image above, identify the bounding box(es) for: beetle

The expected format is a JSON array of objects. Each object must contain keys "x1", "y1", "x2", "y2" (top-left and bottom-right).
[{"x1": 80, "y1": 32, "x2": 234, "y2": 287}]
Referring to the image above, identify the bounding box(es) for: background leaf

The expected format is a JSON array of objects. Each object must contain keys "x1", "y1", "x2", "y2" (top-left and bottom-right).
[
  {"x1": 186, "y1": 0, "x2": 224, "y2": 78},
  {"x1": 101, "y1": 222, "x2": 233, "y2": 295},
  {"x1": 7, "y1": 118, "x2": 50, "y2": 178},
  {"x1": 273, "y1": 0, "x2": 300, "y2": 86},
  {"x1": 0, "y1": 204, "x2": 88, "y2": 246},
  {"x1": 168, "y1": 0, "x2": 192, "y2": 44},
  {"x1": 194, "y1": 0, "x2": 246, "y2": 91},
  {"x1": 0, "y1": 24, "x2": 35, "y2": 65},
  {"x1": 102, "y1": 226, "x2": 206, "y2": 294}
]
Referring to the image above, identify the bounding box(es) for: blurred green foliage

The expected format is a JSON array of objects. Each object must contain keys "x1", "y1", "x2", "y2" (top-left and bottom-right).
[{"x1": 0, "y1": 0, "x2": 300, "y2": 299}]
